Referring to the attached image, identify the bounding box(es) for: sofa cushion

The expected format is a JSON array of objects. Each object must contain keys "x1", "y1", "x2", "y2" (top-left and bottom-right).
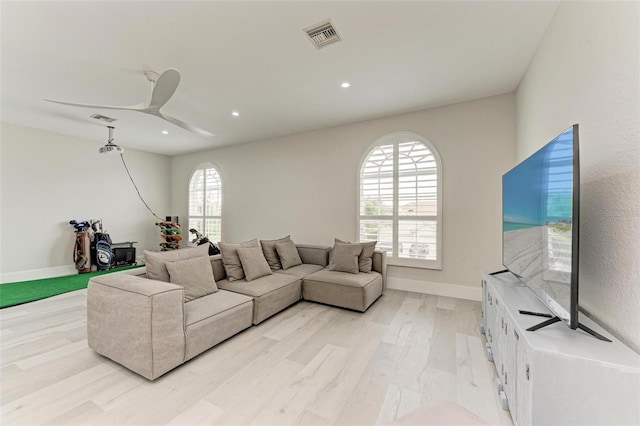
[
  {"x1": 303, "y1": 269, "x2": 383, "y2": 312},
  {"x1": 210, "y1": 255, "x2": 227, "y2": 282},
  {"x1": 335, "y1": 238, "x2": 377, "y2": 273},
  {"x1": 328, "y1": 243, "x2": 362, "y2": 274},
  {"x1": 305, "y1": 269, "x2": 381, "y2": 288},
  {"x1": 184, "y1": 290, "x2": 253, "y2": 327},
  {"x1": 217, "y1": 273, "x2": 299, "y2": 297},
  {"x1": 296, "y1": 245, "x2": 331, "y2": 266},
  {"x1": 166, "y1": 255, "x2": 218, "y2": 302},
  {"x1": 275, "y1": 240, "x2": 303, "y2": 270},
  {"x1": 144, "y1": 244, "x2": 210, "y2": 282},
  {"x1": 237, "y1": 246, "x2": 273, "y2": 282},
  {"x1": 184, "y1": 290, "x2": 253, "y2": 361},
  {"x1": 219, "y1": 239, "x2": 260, "y2": 281},
  {"x1": 260, "y1": 235, "x2": 290, "y2": 271},
  {"x1": 218, "y1": 273, "x2": 302, "y2": 324},
  {"x1": 275, "y1": 263, "x2": 324, "y2": 279}
]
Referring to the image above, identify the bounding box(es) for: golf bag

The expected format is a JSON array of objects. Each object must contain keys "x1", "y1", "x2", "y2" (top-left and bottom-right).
[
  {"x1": 93, "y1": 232, "x2": 114, "y2": 270},
  {"x1": 70, "y1": 220, "x2": 92, "y2": 274},
  {"x1": 73, "y1": 231, "x2": 92, "y2": 273}
]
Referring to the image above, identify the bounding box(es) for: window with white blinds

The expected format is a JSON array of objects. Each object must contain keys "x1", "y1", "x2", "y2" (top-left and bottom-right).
[
  {"x1": 188, "y1": 164, "x2": 222, "y2": 244},
  {"x1": 358, "y1": 132, "x2": 442, "y2": 269}
]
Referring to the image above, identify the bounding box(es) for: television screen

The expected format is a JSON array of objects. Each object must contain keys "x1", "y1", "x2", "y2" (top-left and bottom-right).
[{"x1": 502, "y1": 125, "x2": 579, "y2": 329}]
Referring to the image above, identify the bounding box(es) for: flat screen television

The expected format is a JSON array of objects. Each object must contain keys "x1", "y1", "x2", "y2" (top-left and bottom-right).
[{"x1": 500, "y1": 124, "x2": 610, "y2": 339}]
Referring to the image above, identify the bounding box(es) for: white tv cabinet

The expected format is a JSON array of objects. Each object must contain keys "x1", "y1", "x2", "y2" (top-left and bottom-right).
[{"x1": 481, "y1": 271, "x2": 639, "y2": 426}]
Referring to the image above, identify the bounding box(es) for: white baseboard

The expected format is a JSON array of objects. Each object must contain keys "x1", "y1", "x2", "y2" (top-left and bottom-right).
[
  {"x1": 387, "y1": 277, "x2": 481, "y2": 301},
  {"x1": 0, "y1": 265, "x2": 77, "y2": 284}
]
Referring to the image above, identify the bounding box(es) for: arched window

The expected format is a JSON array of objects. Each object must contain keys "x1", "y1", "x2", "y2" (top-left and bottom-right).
[
  {"x1": 189, "y1": 163, "x2": 223, "y2": 243},
  {"x1": 358, "y1": 132, "x2": 442, "y2": 269}
]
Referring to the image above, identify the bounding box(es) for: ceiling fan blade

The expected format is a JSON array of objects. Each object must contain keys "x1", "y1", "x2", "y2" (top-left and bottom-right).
[
  {"x1": 148, "y1": 69, "x2": 181, "y2": 110},
  {"x1": 161, "y1": 113, "x2": 215, "y2": 137},
  {"x1": 44, "y1": 99, "x2": 145, "y2": 111}
]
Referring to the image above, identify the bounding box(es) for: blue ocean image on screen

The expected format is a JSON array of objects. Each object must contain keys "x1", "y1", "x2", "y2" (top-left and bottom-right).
[{"x1": 503, "y1": 128, "x2": 574, "y2": 232}]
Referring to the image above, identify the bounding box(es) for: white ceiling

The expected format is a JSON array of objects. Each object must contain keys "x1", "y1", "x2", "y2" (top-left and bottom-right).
[{"x1": 1, "y1": 1, "x2": 558, "y2": 156}]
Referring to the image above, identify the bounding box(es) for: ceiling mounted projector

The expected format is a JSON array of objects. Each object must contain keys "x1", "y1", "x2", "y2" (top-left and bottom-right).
[{"x1": 99, "y1": 126, "x2": 124, "y2": 154}]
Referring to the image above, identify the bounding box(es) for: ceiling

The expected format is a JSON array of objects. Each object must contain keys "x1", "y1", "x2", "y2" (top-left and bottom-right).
[{"x1": 1, "y1": 1, "x2": 558, "y2": 156}]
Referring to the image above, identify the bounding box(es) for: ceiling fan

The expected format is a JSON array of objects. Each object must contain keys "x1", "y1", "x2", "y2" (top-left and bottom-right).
[{"x1": 44, "y1": 68, "x2": 214, "y2": 137}]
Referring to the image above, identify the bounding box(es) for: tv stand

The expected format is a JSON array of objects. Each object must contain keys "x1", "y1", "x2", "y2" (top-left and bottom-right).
[
  {"x1": 482, "y1": 272, "x2": 639, "y2": 425},
  {"x1": 524, "y1": 315, "x2": 613, "y2": 342}
]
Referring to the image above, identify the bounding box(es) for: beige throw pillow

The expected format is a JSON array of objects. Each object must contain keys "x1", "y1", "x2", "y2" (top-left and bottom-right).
[
  {"x1": 328, "y1": 243, "x2": 363, "y2": 274},
  {"x1": 237, "y1": 246, "x2": 273, "y2": 282},
  {"x1": 275, "y1": 240, "x2": 303, "y2": 270},
  {"x1": 260, "y1": 235, "x2": 291, "y2": 271},
  {"x1": 144, "y1": 244, "x2": 210, "y2": 282},
  {"x1": 218, "y1": 239, "x2": 260, "y2": 281},
  {"x1": 334, "y1": 238, "x2": 377, "y2": 273},
  {"x1": 166, "y1": 256, "x2": 218, "y2": 302}
]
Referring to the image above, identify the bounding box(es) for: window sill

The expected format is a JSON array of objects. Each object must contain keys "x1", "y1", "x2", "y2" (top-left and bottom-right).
[{"x1": 386, "y1": 256, "x2": 442, "y2": 270}]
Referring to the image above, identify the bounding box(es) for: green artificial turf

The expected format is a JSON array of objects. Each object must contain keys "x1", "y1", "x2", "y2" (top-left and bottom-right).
[{"x1": 0, "y1": 265, "x2": 144, "y2": 308}]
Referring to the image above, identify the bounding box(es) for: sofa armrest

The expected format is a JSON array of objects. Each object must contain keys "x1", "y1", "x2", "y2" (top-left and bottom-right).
[
  {"x1": 296, "y1": 244, "x2": 331, "y2": 266},
  {"x1": 372, "y1": 250, "x2": 387, "y2": 290},
  {"x1": 87, "y1": 274, "x2": 186, "y2": 380}
]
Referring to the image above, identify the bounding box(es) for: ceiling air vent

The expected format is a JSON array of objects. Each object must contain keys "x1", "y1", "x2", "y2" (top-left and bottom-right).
[
  {"x1": 91, "y1": 113, "x2": 117, "y2": 123},
  {"x1": 304, "y1": 20, "x2": 341, "y2": 49}
]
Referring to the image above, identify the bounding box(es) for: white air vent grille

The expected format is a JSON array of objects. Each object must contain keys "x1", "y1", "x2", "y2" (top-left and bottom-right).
[
  {"x1": 91, "y1": 113, "x2": 117, "y2": 123},
  {"x1": 304, "y1": 21, "x2": 340, "y2": 49}
]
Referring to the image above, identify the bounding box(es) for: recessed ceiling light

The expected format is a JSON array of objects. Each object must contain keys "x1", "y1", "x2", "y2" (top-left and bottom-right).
[
  {"x1": 341, "y1": 82, "x2": 351, "y2": 88},
  {"x1": 161, "y1": 130, "x2": 169, "y2": 135},
  {"x1": 231, "y1": 111, "x2": 240, "y2": 117}
]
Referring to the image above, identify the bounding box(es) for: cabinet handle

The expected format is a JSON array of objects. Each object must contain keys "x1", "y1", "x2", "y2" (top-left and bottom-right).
[
  {"x1": 505, "y1": 323, "x2": 508, "y2": 335},
  {"x1": 514, "y1": 330, "x2": 519, "y2": 340},
  {"x1": 526, "y1": 364, "x2": 530, "y2": 380},
  {"x1": 504, "y1": 372, "x2": 508, "y2": 385}
]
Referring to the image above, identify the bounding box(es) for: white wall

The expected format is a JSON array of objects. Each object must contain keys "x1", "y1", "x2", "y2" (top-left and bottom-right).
[
  {"x1": 0, "y1": 123, "x2": 171, "y2": 282},
  {"x1": 516, "y1": 2, "x2": 639, "y2": 352},
  {"x1": 171, "y1": 94, "x2": 516, "y2": 292}
]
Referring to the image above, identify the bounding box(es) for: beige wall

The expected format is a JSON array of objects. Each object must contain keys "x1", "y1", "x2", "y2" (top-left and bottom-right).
[
  {"x1": 0, "y1": 123, "x2": 171, "y2": 281},
  {"x1": 516, "y1": 2, "x2": 639, "y2": 352},
  {"x1": 171, "y1": 93, "x2": 516, "y2": 290}
]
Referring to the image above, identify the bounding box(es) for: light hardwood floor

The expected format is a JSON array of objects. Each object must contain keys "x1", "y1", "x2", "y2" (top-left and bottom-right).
[{"x1": 1, "y1": 288, "x2": 513, "y2": 425}]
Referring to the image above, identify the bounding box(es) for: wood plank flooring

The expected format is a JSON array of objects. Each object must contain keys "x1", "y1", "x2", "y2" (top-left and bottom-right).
[{"x1": 1, "y1": 289, "x2": 513, "y2": 425}]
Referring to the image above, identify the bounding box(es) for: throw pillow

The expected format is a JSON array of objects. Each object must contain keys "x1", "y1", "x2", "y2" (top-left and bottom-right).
[
  {"x1": 275, "y1": 240, "x2": 303, "y2": 270},
  {"x1": 218, "y1": 239, "x2": 260, "y2": 281},
  {"x1": 334, "y1": 238, "x2": 378, "y2": 273},
  {"x1": 166, "y1": 256, "x2": 218, "y2": 302},
  {"x1": 328, "y1": 243, "x2": 363, "y2": 274},
  {"x1": 144, "y1": 244, "x2": 210, "y2": 282},
  {"x1": 260, "y1": 235, "x2": 291, "y2": 271},
  {"x1": 237, "y1": 246, "x2": 273, "y2": 282}
]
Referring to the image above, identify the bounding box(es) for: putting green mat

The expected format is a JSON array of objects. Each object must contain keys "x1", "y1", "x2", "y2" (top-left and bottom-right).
[{"x1": 0, "y1": 265, "x2": 144, "y2": 309}]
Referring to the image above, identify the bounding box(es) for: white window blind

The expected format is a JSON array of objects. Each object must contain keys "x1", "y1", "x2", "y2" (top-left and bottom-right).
[
  {"x1": 359, "y1": 132, "x2": 442, "y2": 269},
  {"x1": 189, "y1": 164, "x2": 222, "y2": 243}
]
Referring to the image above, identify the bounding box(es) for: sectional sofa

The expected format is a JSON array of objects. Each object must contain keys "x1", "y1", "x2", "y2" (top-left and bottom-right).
[{"x1": 87, "y1": 238, "x2": 386, "y2": 380}]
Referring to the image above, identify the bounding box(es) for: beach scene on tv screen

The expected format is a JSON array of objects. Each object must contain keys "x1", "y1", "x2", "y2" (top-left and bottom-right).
[{"x1": 503, "y1": 127, "x2": 574, "y2": 317}]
